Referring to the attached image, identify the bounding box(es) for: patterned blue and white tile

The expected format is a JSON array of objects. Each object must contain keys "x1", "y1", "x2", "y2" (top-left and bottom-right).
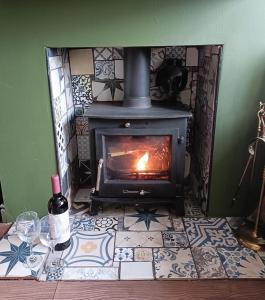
[
  {"x1": 76, "y1": 117, "x2": 89, "y2": 135},
  {"x1": 153, "y1": 247, "x2": 198, "y2": 279},
  {"x1": 184, "y1": 198, "x2": 204, "y2": 217},
  {"x1": 165, "y1": 46, "x2": 186, "y2": 61},
  {"x1": 71, "y1": 75, "x2": 93, "y2": 107},
  {"x1": 95, "y1": 61, "x2": 114, "y2": 80},
  {"x1": 72, "y1": 215, "x2": 95, "y2": 232},
  {"x1": 123, "y1": 207, "x2": 173, "y2": 231},
  {"x1": 113, "y1": 48, "x2": 124, "y2": 59},
  {"x1": 93, "y1": 48, "x2": 113, "y2": 61},
  {"x1": 47, "y1": 48, "x2": 62, "y2": 57},
  {"x1": 61, "y1": 266, "x2": 119, "y2": 280},
  {"x1": 113, "y1": 82, "x2": 124, "y2": 100},
  {"x1": 94, "y1": 217, "x2": 119, "y2": 231},
  {"x1": 115, "y1": 231, "x2": 163, "y2": 248},
  {"x1": 38, "y1": 250, "x2": 64, "y2": 281},
  {"x1": 0, "y1": 235, "x2": 48, "y2": 278},
  {"x1": 184, "y1": 218, "x2": 239, "y2": 247},
  {"x1": 151, "y1": 47, "x2": 165, "y2": 71},
  {"x1": 91, "y1": 80, "x2": 123, "y2": 101},
  {"x1": 217, "y1": 247, "x2": 265, "y2": 278},
  {"x1": 46, "y1": 265, "x2": 64, "y2": 281},
  {"x1": 162, "y1": 231, "x2": 189, "y2": 247},
  {"x1": 52, "y1": 96, "x2": 63, "y2": 124},
  {"x1": 77, "y1": 135, "x2": 90, "y2": 160},
  {"x1": 114, "y1": 247, "x2": 133, "y2": 262},
  {"x1": 48, "y1": 55, "x2": 63, "y2": 71},
  {"x1": 49, "y1": 69, "x2": 61, "y2": 99},
  {"x1": 74, "y1": 105, "x2": 83, "y2": 116},
  {"x1": 192, "y1": 247, "x2": 227, "y2": 278},
  {"x1": 258, "y1": 250, "x2": 265, "y2": 264},
  {"x1": 172, "y1": 218, "x2": 185, "y2": 232},
  {"x1": 61, "y1": 231, "x2": 115, "y2": 267}
]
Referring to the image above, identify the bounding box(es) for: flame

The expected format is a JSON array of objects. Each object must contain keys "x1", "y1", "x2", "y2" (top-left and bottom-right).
[{"x1": 136, "y1": 152, "x2": 149, "y2": 171}]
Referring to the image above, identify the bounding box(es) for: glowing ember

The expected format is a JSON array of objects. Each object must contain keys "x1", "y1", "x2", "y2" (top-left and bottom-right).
[{"x1": 136, "y1": 152, "x2": 149, "y2": 171}]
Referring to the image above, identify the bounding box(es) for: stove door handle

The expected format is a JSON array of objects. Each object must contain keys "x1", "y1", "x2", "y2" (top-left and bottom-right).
[
  {"x1": 177, "y1": 136, "x2": 185, "y2": 144},
  {"x1": 96, "y1": 159, "x2": 104, "y2": 192}
]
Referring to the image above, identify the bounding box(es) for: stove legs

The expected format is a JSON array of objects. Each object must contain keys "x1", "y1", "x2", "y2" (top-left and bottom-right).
[
  {"x1": 90, "y1": 200, "x2": 100, "y2": 216},
  {"x1": 174, "y1": 196, "x2": 185, "y2": 216}
]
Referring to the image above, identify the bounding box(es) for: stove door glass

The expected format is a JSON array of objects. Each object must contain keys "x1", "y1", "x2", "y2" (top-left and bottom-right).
[{"x1": 105, "y1": 135, "x2": 172, "y2": 180}]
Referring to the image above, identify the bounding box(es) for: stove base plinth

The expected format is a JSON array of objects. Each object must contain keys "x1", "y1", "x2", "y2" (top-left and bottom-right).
[{"x1": 89, "y1": 193, "x2": 184, "y2": 216}]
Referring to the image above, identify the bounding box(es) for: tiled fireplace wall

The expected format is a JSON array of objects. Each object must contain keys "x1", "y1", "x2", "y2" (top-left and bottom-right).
[
  {"x1": 192, "y1": 46, "x2": 221, "y2": 212},
  {"x1": 47, "y1": 49, "x2": 79, "y2": 200},
  {"x1": 47, "y1": 46, "x2": 221, "y2": 210}
]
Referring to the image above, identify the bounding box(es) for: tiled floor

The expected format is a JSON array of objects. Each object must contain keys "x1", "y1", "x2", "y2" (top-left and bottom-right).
[{"x1": 1, "y1": 202, "x2": 265, "y2": 281}]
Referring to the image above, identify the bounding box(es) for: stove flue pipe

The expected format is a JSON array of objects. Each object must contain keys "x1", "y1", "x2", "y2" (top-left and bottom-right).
[{"x1": 123, "y1": 47, "x2": 151, "y2": 109}]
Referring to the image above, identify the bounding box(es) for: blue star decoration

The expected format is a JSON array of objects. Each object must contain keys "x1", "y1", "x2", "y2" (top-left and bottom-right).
[
  {"x1": 0, "y1": 238, "x2": 44, "y2": 276},
  {"x1": 127, "y1": 208, "x2": 169, "y2": 230}
]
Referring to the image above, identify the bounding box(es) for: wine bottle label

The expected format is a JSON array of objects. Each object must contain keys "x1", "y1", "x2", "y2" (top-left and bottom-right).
[{"x1": 48, "y1": 210, "x2": 70, "y2": 244}]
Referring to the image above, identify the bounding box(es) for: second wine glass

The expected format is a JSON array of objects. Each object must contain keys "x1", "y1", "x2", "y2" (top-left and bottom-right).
[
  {"x1": 39, "y1": 215, "x2": 65, "y2": 273},
  {"x1": 16, "y1": 211, "x2": 42, "y2": 268}
]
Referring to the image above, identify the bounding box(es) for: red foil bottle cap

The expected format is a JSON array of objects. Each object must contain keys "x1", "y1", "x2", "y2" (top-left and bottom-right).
[{"x1": 51, "y1": 175, "x2": 61, "y2": 194}]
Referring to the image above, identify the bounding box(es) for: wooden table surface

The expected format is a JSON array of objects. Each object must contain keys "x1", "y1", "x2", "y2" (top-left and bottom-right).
[{"x1": 1, "y1": 279, "x2": 265, "y2": 300}]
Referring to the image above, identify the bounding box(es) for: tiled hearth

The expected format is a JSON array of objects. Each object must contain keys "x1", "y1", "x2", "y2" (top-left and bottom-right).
[{"x1": 0, "y1": 203, "x2": 265, "y2": 281}]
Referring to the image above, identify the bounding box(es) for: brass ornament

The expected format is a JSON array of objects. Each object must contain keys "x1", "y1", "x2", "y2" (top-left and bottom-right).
[{"x1": 234, "y1": 102, "x2": 265, "y2": 251}]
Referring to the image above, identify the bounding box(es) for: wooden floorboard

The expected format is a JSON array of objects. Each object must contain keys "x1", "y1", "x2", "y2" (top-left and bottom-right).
[
  {"x1": 0, "y1": 223, "x2": 11, "y2": 238},
  {"x1": 0, "y1": 280, "x2": 58, "y2": 300},
  {"x1": 54, "y1": 280, "x2": 265, "y2": 300},
  {"x1": 0, "y1": 279, "x2": 264, "y2": 299}
]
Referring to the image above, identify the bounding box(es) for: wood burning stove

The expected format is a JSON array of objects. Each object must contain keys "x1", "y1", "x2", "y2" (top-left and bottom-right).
[{"x1": 86, "y1": 47, "x2": 191, "y2": 215}]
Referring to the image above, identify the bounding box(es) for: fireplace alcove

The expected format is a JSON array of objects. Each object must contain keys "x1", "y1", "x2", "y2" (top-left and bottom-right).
[{"x1": 46, "y1": 45, "x2": 222, "y2": 215}]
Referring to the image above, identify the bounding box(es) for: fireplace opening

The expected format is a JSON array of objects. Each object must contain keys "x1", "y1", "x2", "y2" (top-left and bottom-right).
[
  {"x1": 105, "y1": 135, "x2": 171, "y2": 181},
  {"x1": 46, "y1": 45, "x2": 222, "y2": 216}
]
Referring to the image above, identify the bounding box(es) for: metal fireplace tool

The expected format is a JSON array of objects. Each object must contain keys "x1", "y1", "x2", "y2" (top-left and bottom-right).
[{"x1": 233, "y1": 102, "x2": 265, "y2": 251}]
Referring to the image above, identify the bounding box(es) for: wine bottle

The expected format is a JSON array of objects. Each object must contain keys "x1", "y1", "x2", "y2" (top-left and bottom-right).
[{"x1": 48, "y1": 175, "x2": 71, "y2": 251}]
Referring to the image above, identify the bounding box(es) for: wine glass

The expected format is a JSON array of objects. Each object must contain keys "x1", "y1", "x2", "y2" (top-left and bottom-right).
[
  {"x1": 16, "y1": 211, "x2": 42, "y2": 268},
  {"x1": 39, "y1": 215, "x2": 65, "y2": 273}
]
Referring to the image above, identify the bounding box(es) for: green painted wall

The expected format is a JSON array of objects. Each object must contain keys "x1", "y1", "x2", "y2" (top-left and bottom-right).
[{"x1": 0, "y1": 0, "x2": 265, "y2": 220}]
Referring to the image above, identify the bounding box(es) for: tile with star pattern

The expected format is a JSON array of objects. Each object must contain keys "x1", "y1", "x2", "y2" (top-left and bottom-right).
[
  {"x1": 92, "y1": 79, "x2": 124, "y2": 101},
  {"x1": 0, "y1": 235, "x2": 48, "y2": 278},
  {"x1": 124, "y1": 207, "x2": 173, "y2": 231}
]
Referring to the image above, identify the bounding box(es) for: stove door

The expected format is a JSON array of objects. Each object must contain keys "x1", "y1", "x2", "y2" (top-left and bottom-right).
[{"x1": 95, "y1": 127, "x2": 184, "y2": 198}]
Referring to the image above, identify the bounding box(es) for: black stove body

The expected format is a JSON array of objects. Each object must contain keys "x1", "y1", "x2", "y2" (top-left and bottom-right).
[{"x1": 86, "y1": 48, "x2": 191, "y2": 215}]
